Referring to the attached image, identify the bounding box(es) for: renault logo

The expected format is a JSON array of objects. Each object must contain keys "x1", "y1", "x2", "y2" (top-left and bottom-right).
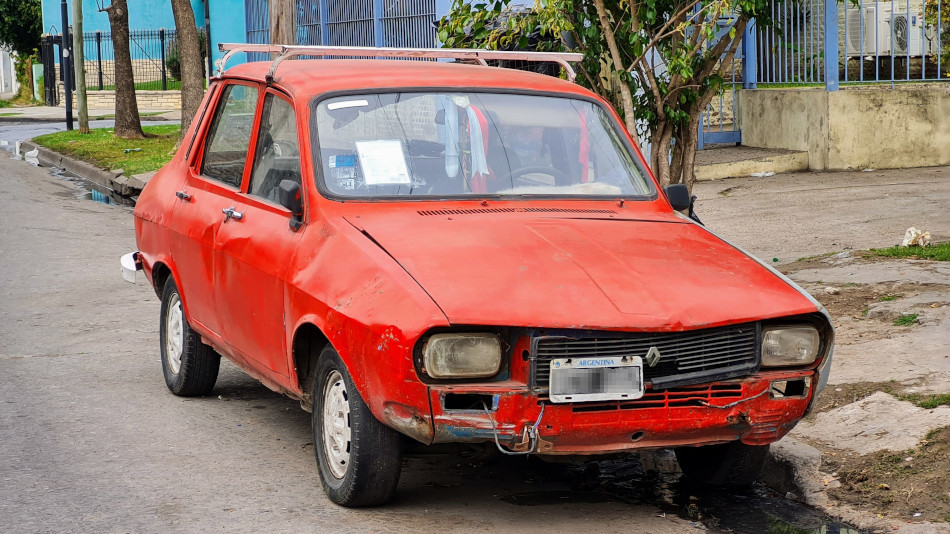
[{"x1": 645, "y1": 346, "x2": 662, "y2": 367}]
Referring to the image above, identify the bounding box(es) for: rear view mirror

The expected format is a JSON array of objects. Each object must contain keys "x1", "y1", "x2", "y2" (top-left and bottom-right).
[
  {"x1": 664, "y1": 184, "x2": 691, "y2": 212},
  {"x1": 278, "y1": 180, "x2": 304, "y2": 231}
]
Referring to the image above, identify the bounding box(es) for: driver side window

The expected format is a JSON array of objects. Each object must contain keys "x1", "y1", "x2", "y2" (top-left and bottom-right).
[
  {"x1": 201, "y1": 84, "x2": 259, "y2": 188},
  {"x1": 248, "y1": 94, "x2": 301, "y2": 203}
]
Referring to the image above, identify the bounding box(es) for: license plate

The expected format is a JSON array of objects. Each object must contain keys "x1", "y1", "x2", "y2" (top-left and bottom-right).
[{"x1": 548, "y1": 356, "x2": 644, "y2": 404}]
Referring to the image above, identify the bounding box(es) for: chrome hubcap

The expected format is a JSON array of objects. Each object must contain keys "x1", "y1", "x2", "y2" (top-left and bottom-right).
[
  {"x1": 165, "y1": 293, "x2": 184, "y2": 375},
  {"x1": 322, "y1": 370, "x2": 351, "y2": 479}
]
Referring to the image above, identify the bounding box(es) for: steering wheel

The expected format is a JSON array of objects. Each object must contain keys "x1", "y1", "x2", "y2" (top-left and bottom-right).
[
  {"x1": 499, "y1": 165, "x2": 572, "y2": 186},
  {"x1": 271, "y1": 140, "x2": 298, "y2": 157}
]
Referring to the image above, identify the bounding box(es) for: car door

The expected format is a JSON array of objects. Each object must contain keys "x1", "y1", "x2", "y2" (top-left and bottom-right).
[
  {"x1": 169, "y1": 82, "x2": 261, "y2": 339},
  {"x1": 213, "y1": 91, "x2": 305, "y2": 379}
]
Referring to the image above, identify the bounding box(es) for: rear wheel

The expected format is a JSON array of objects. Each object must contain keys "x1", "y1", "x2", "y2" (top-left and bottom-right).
[
  {"x1": 313, "y1": 345, "x2": 403, "y2": 506},
  {"x1": 159, "y1": 279, "x2": 220, "y2": 396},
  {"x1": 675, "y1": 441, "x2": 769, "y2": 487}
]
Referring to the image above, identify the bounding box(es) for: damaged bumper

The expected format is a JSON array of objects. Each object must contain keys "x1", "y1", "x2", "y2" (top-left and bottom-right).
[{"x1": 427, "y1": 369, "x2": 815, "y2": 454}]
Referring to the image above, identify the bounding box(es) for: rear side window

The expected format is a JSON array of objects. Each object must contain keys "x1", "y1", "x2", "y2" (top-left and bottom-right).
[
  {"x1": 248, "y1": 94, "x2": 301, "y2": 203},
  {"x1": 201, "y1": 84, "x2": 259, "y2": 188}
]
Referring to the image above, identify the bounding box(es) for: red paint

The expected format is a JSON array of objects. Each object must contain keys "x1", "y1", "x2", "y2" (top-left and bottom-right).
[{"x1": 133, "y1": 59, "x2": 830, "y2": 453}]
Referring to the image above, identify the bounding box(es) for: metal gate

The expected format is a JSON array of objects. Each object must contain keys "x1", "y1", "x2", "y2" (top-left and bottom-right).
[
  {"x1": 697, "y1": 17, "x2": 748, "y2": 149},
  {"x1": 293, "y1": 0, "x2": 438, "y2": 49},
  {"x1": 40, "y1": 33, "x2": 68, "y2": 106}
]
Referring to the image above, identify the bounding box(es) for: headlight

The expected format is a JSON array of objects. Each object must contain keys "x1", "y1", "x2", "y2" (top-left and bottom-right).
[
  {"x1": 423, "y1": 333, "x2": 502, "y2": 379},
  {"x1": 761, "y1": 325, "x2": 820, "y2": 367}
]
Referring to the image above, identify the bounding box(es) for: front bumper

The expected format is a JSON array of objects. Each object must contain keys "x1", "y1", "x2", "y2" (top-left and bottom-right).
[{"x1": 428, "y1": 369, "x2": 814, "y2": 454}]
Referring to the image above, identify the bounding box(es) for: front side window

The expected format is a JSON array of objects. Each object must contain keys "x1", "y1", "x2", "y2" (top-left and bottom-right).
[
  {"x1": 248, "y1": 94, "x2": 301, "y2": 203},
  {"x1": 201, "y1": 84, "x2": 259, "y2": 188},
  {"x1": 313, "y1": 92, "x2": 653, "y2": 199}
]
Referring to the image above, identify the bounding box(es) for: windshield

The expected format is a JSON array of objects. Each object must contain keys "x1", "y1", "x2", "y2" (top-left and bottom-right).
[{"x1": 313, "y1": 92, "x2": 654, "y2": 198}]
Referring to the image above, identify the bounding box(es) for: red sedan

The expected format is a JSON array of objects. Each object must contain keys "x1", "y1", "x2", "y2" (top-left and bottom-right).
[{"x1": 122, "y1": 45, "x2": 833, "y2": 507}]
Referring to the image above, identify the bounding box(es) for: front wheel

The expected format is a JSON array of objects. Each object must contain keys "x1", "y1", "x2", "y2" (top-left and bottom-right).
[
  {"x1": 675, "y1": 441, "x2": 769, "y2": 487},
  {"x1": 159, "y1": 279, "x2": 220, "y2": 396},
  {"x1": 313, "y1": 345, "x2": 403, "y2": 506}
]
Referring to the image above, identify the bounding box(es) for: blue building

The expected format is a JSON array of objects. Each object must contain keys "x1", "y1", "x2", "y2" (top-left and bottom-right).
[
  {"x1": 41, "y1": 0, "x2": 206, "y2": 37},
  {"x1": 42, "y1": 0, "x2": 455, "y2": 69}
]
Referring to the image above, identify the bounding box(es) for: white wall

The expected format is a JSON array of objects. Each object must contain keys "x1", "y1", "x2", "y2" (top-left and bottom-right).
[{"x1": 0, "y1": 49, "x2": 20, "y2": 96}]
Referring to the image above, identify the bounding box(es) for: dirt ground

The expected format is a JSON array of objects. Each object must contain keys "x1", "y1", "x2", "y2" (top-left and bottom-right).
[
  {"x1": 783, "y1": 255, "x2": 950, "y2": 524},
  {"x1": 695, "y1": 168, "x2": 950, "y2": 531}
]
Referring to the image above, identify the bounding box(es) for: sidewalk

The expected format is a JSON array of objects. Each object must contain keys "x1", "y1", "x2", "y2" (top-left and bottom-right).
[{"x1": 0, "y1": 104, "x2": 180, "y2": 122}]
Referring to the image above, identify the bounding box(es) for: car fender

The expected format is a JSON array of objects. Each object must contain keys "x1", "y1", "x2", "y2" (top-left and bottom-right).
[{"x1": 284, "y1": 216, "x2": 450, "y2": 444}]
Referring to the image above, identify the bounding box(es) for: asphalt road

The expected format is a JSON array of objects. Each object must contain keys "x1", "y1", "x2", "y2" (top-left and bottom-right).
[{"x1": 0, "y1": 149, "x2": 704, "y2": 533}]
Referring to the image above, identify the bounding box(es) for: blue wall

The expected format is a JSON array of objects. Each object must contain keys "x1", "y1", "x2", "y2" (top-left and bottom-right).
[
  {"x1": 207, "y1": 0, "x2": 246, "y2": 71},
  {"x1": 42, "y1": 0, "x2": 205, "y2": 36}
]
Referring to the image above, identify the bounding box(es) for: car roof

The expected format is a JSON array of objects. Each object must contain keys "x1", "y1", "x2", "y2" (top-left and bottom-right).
[{"x1": 220, "y1": 59, "x2": 594, "y2": 102}]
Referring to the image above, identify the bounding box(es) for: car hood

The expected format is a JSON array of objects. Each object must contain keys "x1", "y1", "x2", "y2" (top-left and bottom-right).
[{"x1": 345, "y1": 213, "x2": 817, "y2": 330}]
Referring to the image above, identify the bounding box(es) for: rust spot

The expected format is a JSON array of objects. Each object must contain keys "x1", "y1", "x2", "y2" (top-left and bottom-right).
[{"x1": 383, "y1": 401, "x2": 434, "y2": 444}]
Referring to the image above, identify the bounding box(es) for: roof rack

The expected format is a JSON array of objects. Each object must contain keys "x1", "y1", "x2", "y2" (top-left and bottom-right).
[{"x1": 216, "y1": 43, "x2": 584, "y2": 83}]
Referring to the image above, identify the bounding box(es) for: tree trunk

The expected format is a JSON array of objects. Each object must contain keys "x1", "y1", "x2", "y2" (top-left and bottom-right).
[
  {"x1": 103, "y1": 0, "x2": 143, "y2": 139},
  {"x1": 270, "y1": 0, "x2": 296, "y2": 46},
  {"x1": 73, "y1": 0, "x2": 89, "y2": 133},
  {"x1": 170, "y1": 0, "x2": 205, "y2": 146},
  {"x1": 650, "y1": 121, "x2": 673, "y2": 187},
  {"x1": 592, "y1": 0, "x2": 637, "y2": 134},
  {"x1": 678, "y1": 111, "x2": 702, "y2": 192}
]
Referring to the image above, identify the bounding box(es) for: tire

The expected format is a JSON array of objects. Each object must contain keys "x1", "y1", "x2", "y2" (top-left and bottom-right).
[
  {"x1": 313, "y1": 345, "x2": 403, "y2": 507},
  {"x1": 675, "y1": 441, "x2": 769, "y2": 487},
  {"x1": 159, "y1": 279, "x2": 220, "y2": 396}
]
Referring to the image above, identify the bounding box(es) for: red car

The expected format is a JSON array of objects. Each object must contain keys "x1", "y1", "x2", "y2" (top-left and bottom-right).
[{"x1": 122, "y1": 44, "x2": 833, "y2": 507}]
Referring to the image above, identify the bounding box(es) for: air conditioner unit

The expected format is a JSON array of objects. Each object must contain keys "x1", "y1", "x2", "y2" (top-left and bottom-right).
[
  {"x1": 845, "y1": 5, "x2": 892, "y2": 57},
  {"x1": 890, "y1": 11, "x2": 927, "y2": 56}
]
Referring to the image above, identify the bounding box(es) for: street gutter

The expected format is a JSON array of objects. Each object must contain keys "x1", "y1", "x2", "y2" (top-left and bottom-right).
[{"x1": 19, "y1": 140, "x2": 151, "y2": 198}]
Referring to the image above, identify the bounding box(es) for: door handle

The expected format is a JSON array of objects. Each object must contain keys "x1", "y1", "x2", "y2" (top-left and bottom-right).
[
  {"x1": 175, "y1": 190, "x2": 192, "y2": 201},
  {"x1": 222, "y1": 207, "x2": 244, "y2": 222}
]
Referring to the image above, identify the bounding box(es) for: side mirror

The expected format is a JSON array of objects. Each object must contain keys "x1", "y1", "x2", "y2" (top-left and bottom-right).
[
  {"x1": 278, "y1": 179, "x2": 304, "y2": 231},
  {"x1": 664, "y1": 184, "x2": 691, "y2": 212}
]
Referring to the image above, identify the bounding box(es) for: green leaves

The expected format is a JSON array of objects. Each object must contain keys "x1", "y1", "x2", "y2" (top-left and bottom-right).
[
  {"x1": 442, "y1": 0, "x2": 754, "y2": 179},
  {"x1": 0, "y1": 0, "x2": 41, "y2": 55}
]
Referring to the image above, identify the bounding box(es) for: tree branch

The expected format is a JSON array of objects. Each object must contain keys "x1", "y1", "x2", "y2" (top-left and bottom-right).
[{"x1": 592, "y1": 0, "x2": 637, "y2": 133}]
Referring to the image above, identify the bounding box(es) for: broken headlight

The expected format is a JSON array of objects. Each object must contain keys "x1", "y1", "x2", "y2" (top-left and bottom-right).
[
  {"x1": 761, "y1": 325, "x2": 820, "y2": 367},
  {"x1": 422, "y1": 333, "x2": 502, "y2": 379}
]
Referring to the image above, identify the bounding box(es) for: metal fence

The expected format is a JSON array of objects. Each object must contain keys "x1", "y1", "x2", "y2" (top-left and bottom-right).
[
  {"x1": 751, "y1": 0, "x2": 947, "y2": 87},
  {"x1": 288, "y1": 0, "x2": 438, "y2": 50},
  {"x1": 245, "y1": 0, "x2": 271, "y2": 61},
  {"x1": 81, "y1": 29, "x2": 180, "y2": 91}
]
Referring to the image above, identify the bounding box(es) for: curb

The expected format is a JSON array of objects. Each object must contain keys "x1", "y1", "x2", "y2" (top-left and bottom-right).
[{"x1": 20, "y1": 140, "x2": 148, "y2": 199}]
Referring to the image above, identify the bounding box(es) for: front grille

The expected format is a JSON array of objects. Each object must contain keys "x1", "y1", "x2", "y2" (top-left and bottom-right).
[
  {"x1": 571, "y1": 383, "x2": 744, "y2": 413},
  {"x1": 532, "y1": 323, "x2": 758, "y2": 391}
]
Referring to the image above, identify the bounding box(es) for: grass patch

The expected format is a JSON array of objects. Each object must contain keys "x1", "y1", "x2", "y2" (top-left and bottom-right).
[
  {"x1": 879, "y1": 295, "x2": 898, "y2": 301},
  {"x1": 0, "y1": 99, "x2": 11, "y2": 108},
  {"x1": 0, "y1": 112, "x2": 21, "y2": 116},
  {"x1": 33, "y1": 124, "x2": 181, "y2": 176},
  {"x1": 870, "y1": 242, "x2": 950, "y2": 261},
  {"x1": 900, "y1": 393, "x2": 950, "y2": 410},
  {"x1": 892, "y1": 313, "x2": 919, "y2": 326}
]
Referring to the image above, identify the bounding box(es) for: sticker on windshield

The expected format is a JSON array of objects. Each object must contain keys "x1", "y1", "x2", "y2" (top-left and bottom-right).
[
  {"x1": 329, "y1": 154, "x2": 357, "y2": 168},
  {"x1": 355, "y1": 140, "x2": 411, "y2": 185}
]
